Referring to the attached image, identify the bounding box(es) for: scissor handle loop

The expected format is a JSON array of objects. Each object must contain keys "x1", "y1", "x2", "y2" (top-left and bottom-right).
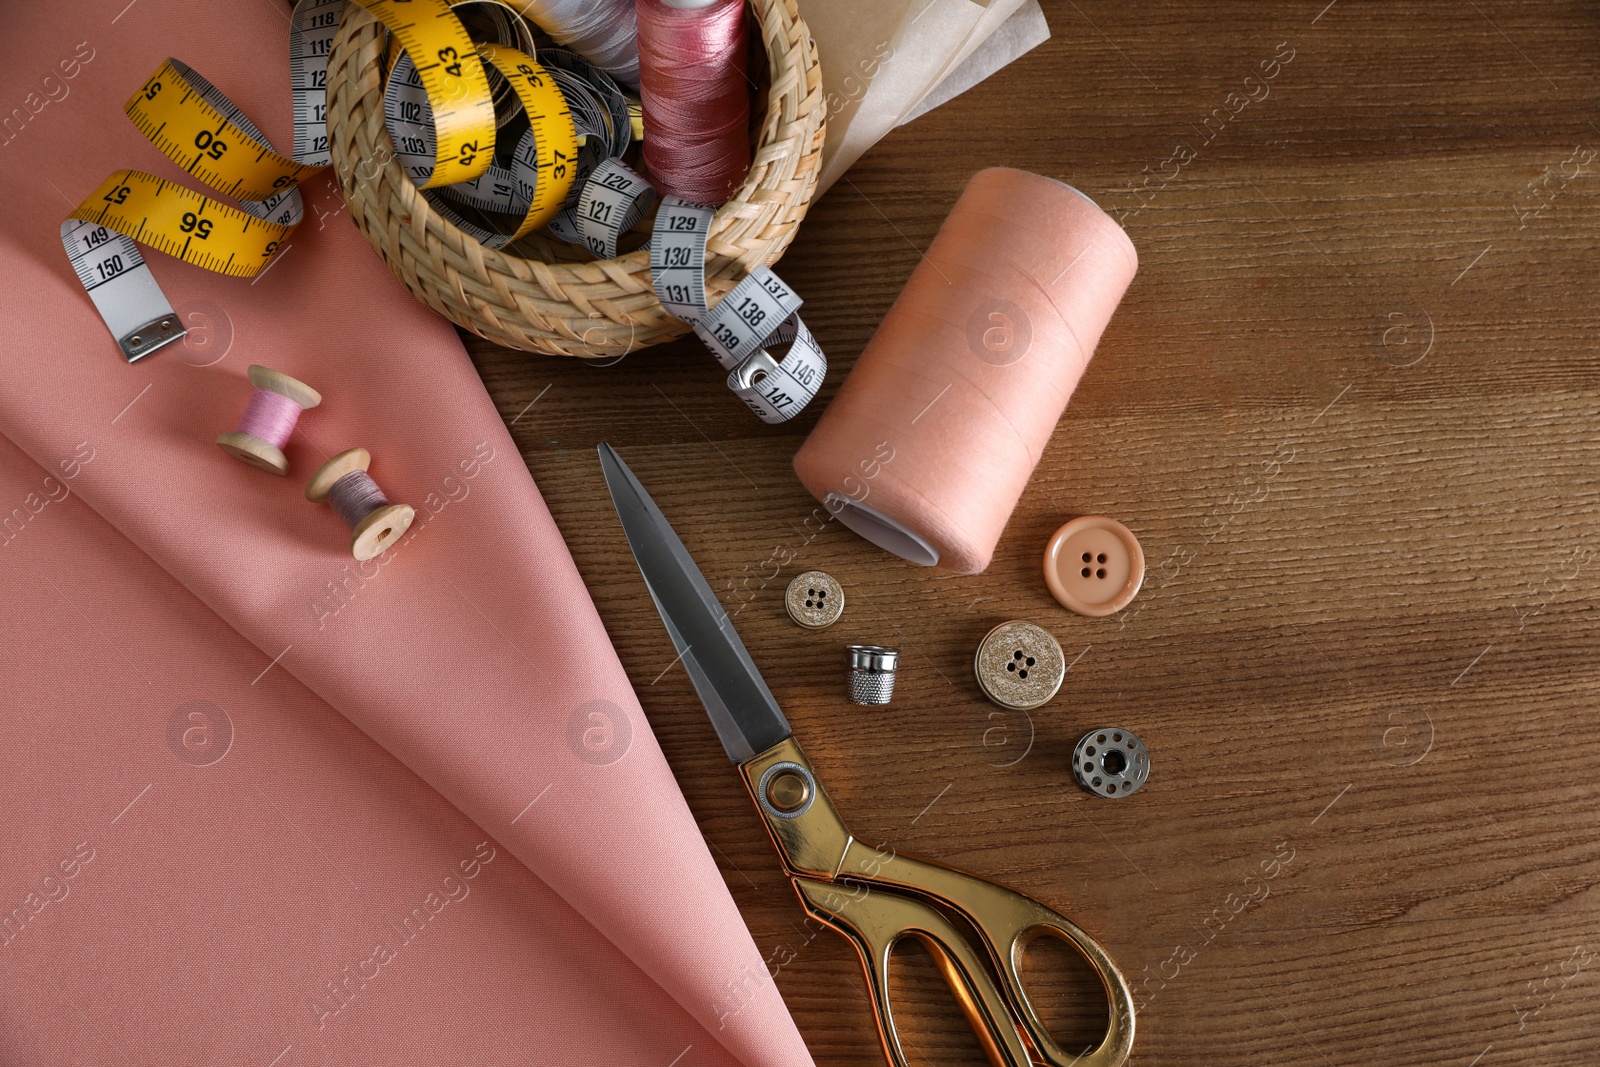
[
  {"x1": 793, "y1": 876, "x2": 1036, "y2": 1067},
  {"x1": 739, "y1": 737, "x2": 1134, "y2": 1067},
  {"x1": 834, "y1": 842, "x2": 1136, "y2": 1067}
]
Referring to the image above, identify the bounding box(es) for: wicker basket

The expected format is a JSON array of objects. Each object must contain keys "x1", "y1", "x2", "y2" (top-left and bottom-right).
[{"x1": 325, "y1": 0, "x2": 825, "y2": 357}]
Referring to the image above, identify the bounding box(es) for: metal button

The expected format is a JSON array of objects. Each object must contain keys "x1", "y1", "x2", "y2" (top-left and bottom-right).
[
  {"x1": 1072, "y1": 728, "x2": 1150, "y2": 798},
  {"x1": 973, "y1": 621, "x2": 1065, "y2": 710},
  {"x1": 1044, "y1": 516, "x2": 1145, "y2": 618},
  {"x1": 786, "y1": 570, "x2": 844, "y2": 628}
]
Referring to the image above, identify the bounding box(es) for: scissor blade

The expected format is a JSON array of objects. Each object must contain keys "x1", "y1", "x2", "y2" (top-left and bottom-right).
[{"x1": 598, "y1": 443, "x2": 792, "y2": 763}]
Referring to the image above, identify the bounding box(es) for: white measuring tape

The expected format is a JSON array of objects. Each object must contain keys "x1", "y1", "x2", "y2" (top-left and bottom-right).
[
  {"x1": 538, "y1": 158, "x2": 829, "y2": 424},
  {"x1": 60, "y1": 221, "x2": 184, "y2": 362},
  {"x1": 545, "y1": 157, "x2": 654, "y2": 257},
  {"x1": 290, "y1": 0, "x2": 340, "y2": 169},
  {"x1": 650, "y1": 195, "x2": 826, "y2": 424}
]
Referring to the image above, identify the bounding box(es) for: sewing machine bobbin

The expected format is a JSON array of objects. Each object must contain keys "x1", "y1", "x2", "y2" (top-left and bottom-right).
[{"x1": 1072, "y1": 728, "x2": 1150, "y2": 798}]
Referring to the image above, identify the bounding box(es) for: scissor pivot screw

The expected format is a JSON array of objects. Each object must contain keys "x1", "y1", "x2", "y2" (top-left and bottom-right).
[
  {"x1": 758, "y1": 761, "x2": 817, "y2": 818},
  {"x1": 766, "y1": 770, "x2": 813, "y2": 812}
]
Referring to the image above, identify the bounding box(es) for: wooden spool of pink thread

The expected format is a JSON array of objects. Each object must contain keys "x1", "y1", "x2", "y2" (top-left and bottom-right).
[
  {"x1": 793, "y1": 168, "x2": 1139, "y2": 575},
  {"x1": 216, "y1": 365, "x2": 321, "y2": 476}
]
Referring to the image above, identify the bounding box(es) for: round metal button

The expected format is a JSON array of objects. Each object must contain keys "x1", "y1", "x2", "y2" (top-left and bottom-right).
[
  {"x1": 973, "y1": 621, "x2": 1065, "y2": 711},
  {"x1": 1072, "y1": 728, "x2": 1150, "y2": 798},
  {"x1": 1044, "y1": 516, "x2": 1145, "y2": 618},
  {"x1": 785, "y1": 571, "x2": 844, "y2": 628}
]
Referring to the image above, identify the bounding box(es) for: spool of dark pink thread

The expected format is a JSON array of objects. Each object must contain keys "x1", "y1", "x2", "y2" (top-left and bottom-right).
[
  {"x1": 216, "y1": 365, "x2": 321, "y2": 476},
  {"x1": 305, "y1": 447, "x2": 415, "y2": 561},
  {"x1": 635, "y1": 0, "x2": 751, "y2": 205}
]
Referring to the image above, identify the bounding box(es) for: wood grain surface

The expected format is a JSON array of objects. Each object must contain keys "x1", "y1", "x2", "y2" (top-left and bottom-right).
[{"x1": 469, "y1": 3, "x2": 1600, "y2": 1063}]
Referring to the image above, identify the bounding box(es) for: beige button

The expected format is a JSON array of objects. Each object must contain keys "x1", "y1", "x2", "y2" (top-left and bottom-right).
[
  {"x1": 1044, "y1": 516, "x2": 1145, "y2": 618},
  {"x1": 786, "y1": 571, "x2": 844, "y2": 628},
  {"x1": 974, "y1": 621, "x2": 1065, "y2": 710}
]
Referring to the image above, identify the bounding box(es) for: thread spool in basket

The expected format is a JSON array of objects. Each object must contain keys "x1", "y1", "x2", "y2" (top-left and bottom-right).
[
  {"x1": 635, "y1": 0, "x2": 751, "y2": 205},
  {"x1": 508, "y1": 0, "x2": 641, "y2": 86},
  {"x1": 305, "y1": 447, "x2": 416, "y2": 561},
  {"x1": 216, "y1": 365, "x2": 322, "y2": 476},
  {"x1": 324, "y1": 0, "x2": 822, "y2": 357},
  {"x1": 792, "y1": 168, "x2": 1139, "y2": 575}
]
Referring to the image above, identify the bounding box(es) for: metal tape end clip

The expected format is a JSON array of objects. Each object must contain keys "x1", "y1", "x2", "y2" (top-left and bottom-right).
[
  {"x1": 732, "y1": 350, "x2": 780, "y2": 391},
  {"x1": 120, "y1": 315, "x2": 187, "y2": 363}
]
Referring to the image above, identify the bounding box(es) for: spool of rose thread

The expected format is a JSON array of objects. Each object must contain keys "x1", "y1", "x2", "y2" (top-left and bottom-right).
[
  {"x1": 216, "y1": 365, "x2": 322, "y2": 476},
  {"x1": 635, "y1": 0, "x2": 750, "y2": 205},
  {"x1": 305, "y1": 447, "x2": 416, "y2": 561},
  {"x1": 793, "y1": 168, "x2": 1139, "y2": 575}
]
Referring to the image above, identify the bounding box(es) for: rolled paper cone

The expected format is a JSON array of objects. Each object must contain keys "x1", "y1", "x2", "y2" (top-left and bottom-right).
[{"x1": 793, "y1": 167, "x2": 1138, "y2": 575}]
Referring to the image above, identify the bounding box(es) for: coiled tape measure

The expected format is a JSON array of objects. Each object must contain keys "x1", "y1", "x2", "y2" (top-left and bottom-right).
[
  {"x1": 60, "y1": 0, "x2": 825, "y2": 422},
  {"x1": 651, "y1": 194, "x2": 826, "y2": 423},
  {"x1": 62, "y1": 0, "x2": 499, "y2": 360},
  {"x1": 385, "y1": 43, "x2": 578, "y2": 246},
  {"x1": 546, "y1": 164, "x2": 827, "y2": 422}
]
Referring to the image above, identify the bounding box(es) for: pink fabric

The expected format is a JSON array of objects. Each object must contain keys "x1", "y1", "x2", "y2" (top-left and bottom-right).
[{"x1": 0, "y1": 4, "x2": 814, "y2": 1067}]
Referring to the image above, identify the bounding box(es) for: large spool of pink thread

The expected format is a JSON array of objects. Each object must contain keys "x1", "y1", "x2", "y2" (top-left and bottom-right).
[{"x1": 793, "y1": 168, "x2": 1139, "y2": 575}]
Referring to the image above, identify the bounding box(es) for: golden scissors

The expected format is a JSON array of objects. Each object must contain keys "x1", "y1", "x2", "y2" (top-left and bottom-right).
[{"x1": 599, "y1": 444, "x2": 1135, "y2": 1067}]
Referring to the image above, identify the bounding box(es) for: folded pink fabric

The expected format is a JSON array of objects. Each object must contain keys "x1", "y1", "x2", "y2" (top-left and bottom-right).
[
  {"x1": 0, "y1": 432, "x2": 744, "y2": 1066},
  {"x1": 0, "y1": 4, "x2": 813, "y2": 1067}
]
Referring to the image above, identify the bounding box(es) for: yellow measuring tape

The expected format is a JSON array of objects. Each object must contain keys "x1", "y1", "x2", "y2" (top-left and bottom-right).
[
  {"x1": 71, "y1": 170, "x2": 289, "y2": 277},
  {"x1": 478, "y1": 43, "x2": 578, "y2": 237},
  {"x1": 357, "y1": 0, "x2": 496, "y2": 189},
  {"x1": 62, "y1": 0, "x2": 575, "y2": 359},
  {"x1": 124, "y1": 58, "x2": 323, "y2": 202}
]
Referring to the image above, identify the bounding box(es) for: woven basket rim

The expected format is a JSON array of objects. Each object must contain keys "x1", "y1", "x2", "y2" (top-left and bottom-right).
[{"x1": 326, "y1": 0, "x2": 825, "y2": 357}]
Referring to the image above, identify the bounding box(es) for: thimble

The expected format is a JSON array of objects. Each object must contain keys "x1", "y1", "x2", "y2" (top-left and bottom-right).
[{"x1": 845, "y1": 645, "x2": 900, "y2": 706}]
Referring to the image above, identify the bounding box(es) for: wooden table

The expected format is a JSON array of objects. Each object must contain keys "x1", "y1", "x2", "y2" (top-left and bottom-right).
[{"x1": 469, "y1": 3, "x2": 1600, "y2": 1062}]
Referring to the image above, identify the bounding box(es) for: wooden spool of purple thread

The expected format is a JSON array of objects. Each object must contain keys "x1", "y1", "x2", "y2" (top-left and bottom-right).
[{"x1": 305, "y1": 447, "x2": 415, "y2": 561}]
